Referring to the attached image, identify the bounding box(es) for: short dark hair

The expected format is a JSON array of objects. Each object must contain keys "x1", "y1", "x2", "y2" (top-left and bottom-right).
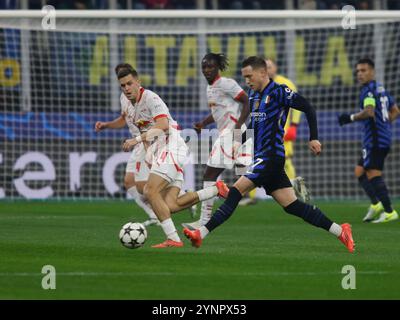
[
  {"x1": 202, "y1": 53, "x2": 229, "y2": 71},
  {"x1": 357, "y1": 57, "x2": 375, "y2": 69},
  {"x1": 241, "y1": 56, "x2": 267, "y2": 70},
  {"x1": 115, "y1": 63, "x2": 138, "y2": 79}
]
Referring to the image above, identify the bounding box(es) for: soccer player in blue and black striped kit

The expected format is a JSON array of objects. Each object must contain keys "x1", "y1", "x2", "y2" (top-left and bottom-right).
[
  {"x1": 184, "y1": 56, "x2": 355, "y2": 253},
  {"x1": 339, "y1": 58, "x2": 399, "y2": 223}
]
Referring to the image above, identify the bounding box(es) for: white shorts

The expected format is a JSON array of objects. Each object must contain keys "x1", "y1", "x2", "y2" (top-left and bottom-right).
[
  {"x1": 146, "y1": 135, "x2": 189, "y2": 188},
  {"x1": 207, "y1": 131, "x2": 253, "y2": 170},
  {"x1": 125, "y1": 143, "x2": 150, "y2": 182}
]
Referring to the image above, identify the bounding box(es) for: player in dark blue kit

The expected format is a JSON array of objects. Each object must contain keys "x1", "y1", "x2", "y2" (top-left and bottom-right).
[
  {"x1": 338, "y1": 58, "x2": 399, "y2": 223},
  {"x1": 184, "y1": 56, "x2": 355, "y2": 253}
]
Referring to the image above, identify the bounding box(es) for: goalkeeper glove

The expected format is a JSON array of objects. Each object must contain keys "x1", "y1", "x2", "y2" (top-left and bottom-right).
[
  {"x1": 338, "y1": 113, "x2": 354, "y2": 126},
  {"x1": 284, "y1": 125, "x2": 297, "y2": 141}
]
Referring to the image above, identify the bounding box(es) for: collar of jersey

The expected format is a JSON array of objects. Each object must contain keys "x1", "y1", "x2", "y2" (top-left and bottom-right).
[
  {"x1": 211, "y1": 75, "x2": 221, "y2": 86},
  {"x1": 136, "y1": 87, "x2": 145, "y2": 104},
  {"x1": 258, "y1": 79, "x2": 275, "y2": 95},
  {"x1": 362, "y1": 79, "x2": 376, "y2": 89}
]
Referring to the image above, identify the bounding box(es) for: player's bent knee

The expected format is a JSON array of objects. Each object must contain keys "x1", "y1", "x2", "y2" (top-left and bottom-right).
[
  {"x1": 168, "y1": 203, "x2": 180, "y2": 213},
  {"x1": 354, "y1": 166, "x2": 364, "y2": 178},
  {"x1": 176, "y1": 197, "x2": 188, "y2": 208},
  {"x1": 135, "y1": 182, "x2": 146, "y2": 195},
  {"x1": 124, "y1": 181, "x2": 135, "y2": 190},
  {"x1": 283, "y1": 199, "x2": 300, "y2": 213},
  {"x1": 143, "y1": 184, "x2": 158, "y2": 200},
  {"x1": 124, "y1": 174, "x2": 135, "y2": 190},
  {"x1": 161, "y1": 194, "x2": 180, "y2": 213}
]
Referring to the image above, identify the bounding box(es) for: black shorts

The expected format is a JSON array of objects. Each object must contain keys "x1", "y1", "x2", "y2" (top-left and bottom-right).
[
  {"x1": 357, "y1": 147, "x2": 390, "y2": 171},
  {"x1": 245, "y1": 157, "x2": 292, "y2": 195}
]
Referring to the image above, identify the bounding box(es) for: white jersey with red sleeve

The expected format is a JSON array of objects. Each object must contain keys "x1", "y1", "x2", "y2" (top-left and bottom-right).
[
  {"x1": 120, "y1": 93, "x2": 149, "y2": 181},
  {"x1": 207, "y1": 76, "x2": 246, "y2": 133},
  {"x1": 120, "y1": 93, "x2": 141, "y2": 138},
  {"x1": 206, "y1": 77, "x2": 252, "y2": 170},
  {"x1": 130, "y1": 87, "x2": 180, "y2": 134},
  {"x1": 132, "y1": 87, "x2": 188, "y2": 188}
]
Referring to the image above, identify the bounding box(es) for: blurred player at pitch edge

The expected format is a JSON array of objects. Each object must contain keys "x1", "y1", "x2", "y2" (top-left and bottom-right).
[{"x1": 118, "y1": 66, "x2": 229, "y2": 248}]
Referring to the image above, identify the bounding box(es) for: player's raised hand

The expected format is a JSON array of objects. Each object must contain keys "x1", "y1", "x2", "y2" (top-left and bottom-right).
[
  {"x1": 193, "y1": 122, "x2": 203, "y2": 134},
  {"x1": 309, "y1": 140, "x2": 322, "y2": 156},
  {"x1": 122, "y1": 138, "x2": 138, "y2": 152},
  {"x1": 338, "y1": 113, "x2": 353, "y2": 126},
  {"x1": 95, "y1": 121, "x2": 107, "y2": 132}
]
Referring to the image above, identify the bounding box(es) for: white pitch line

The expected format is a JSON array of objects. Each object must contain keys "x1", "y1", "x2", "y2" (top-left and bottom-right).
[{"x1": 0, "y1": 271, "x2": 390, "y2": 277}]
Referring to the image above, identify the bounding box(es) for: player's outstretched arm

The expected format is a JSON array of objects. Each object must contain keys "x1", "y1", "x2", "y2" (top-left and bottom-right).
[
  {"x1": 95, "y1": 115, "x2": 126, "y2": 132},
  {"x1": 289, "y1": 94, "x2": 321, "y2": 156},
  {"x1": 290, "y1": 94, "x2": 318, "y2": 139},
  {"x1": 122, "y1": 117, "x2": 169, "y2": 152},
  {"x1": 338, "y1": 105, "x2": 375, "y2": 126},
  {"x1": 194, "y1": 114, "x2": 215, "y2": 133}
]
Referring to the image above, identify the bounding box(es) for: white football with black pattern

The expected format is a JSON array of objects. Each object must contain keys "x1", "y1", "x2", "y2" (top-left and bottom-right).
[{"x1": 119, "y1": 222, "x2": 147, "y2": 249}]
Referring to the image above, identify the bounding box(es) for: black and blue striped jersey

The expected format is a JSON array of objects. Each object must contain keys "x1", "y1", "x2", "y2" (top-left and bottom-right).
[
  {"x1": 248, "y1": 80, "x2": 299, "y2": 161},
  {"x1": 359, "y1": 80, "x2": 395, "y2": 149}
]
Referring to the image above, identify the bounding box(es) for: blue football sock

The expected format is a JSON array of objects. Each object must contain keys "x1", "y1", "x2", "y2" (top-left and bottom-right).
[
  {"x1": 358, "y1": 174, "x2": 378, "y2": 205},
  {"x1": 205, "y1": 187, "x2": 243, "y2": 232},
  {"x1": 369, "y1": 176, "x2": 393, "y2": 212},
  {"x1": 284, "y1": 200, "x2": 333, "y2": 231}
]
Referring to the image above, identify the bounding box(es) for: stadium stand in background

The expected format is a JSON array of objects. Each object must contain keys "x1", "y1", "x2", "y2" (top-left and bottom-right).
[{"x1": 1, "y1": 0, "x2": 400, "y2": 10}]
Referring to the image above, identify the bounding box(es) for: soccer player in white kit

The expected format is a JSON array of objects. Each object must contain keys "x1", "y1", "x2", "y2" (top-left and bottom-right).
[
  {"x1": 182, "y1": 53, "x2": 251, "y2": 230},
  {"x1": 119, "y1": 66, "x2": 229, "y2": 248},
  {"x1": 95, "y1": 64, "x2": 159, "y2": 227}
]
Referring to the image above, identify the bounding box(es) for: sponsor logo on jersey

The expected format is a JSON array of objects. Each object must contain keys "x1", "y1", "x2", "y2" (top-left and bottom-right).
[{"x1": 251, "y1": 112, "x2": 267, "y2": 122}]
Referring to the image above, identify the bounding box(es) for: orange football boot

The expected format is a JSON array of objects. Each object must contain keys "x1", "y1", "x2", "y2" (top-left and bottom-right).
[
  {"x1": 151, "y1": 239, "x2": 184, "y2": 248},
  {"x1": 215, "y1": 180, "x2": 229, "y2": 199},
  {"x1": 183, "y1": 228, "x2": 203, "y2": 248},
  {"x1": 338, "y1": 223, "x2": 355, "y2": 253}
]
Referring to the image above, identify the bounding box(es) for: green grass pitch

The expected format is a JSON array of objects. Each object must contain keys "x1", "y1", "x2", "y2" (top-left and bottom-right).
[{"x1": 0, "y1": 199, "x2": 399, "y2": 299}]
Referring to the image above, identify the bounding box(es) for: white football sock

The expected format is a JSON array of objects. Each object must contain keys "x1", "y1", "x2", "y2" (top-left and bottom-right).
[
  {"x1": 127, "y1": 186, "x2": 158, "y2": 220},
  {"x1": 329, "y1": 223, "x2": 342, "y2": 237},
  {"x1": 196, "y1": 183, "x2": 218, "y2": 201},
  {"x1": 160, "y1": 218, "x2": 181, "y2": 242},
  {"x1": 199, "y1": 226, "x2": 209, "y2": 239},
  {"x1": 200, "y1": 181, "x2": 217, "y2": 226}
]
